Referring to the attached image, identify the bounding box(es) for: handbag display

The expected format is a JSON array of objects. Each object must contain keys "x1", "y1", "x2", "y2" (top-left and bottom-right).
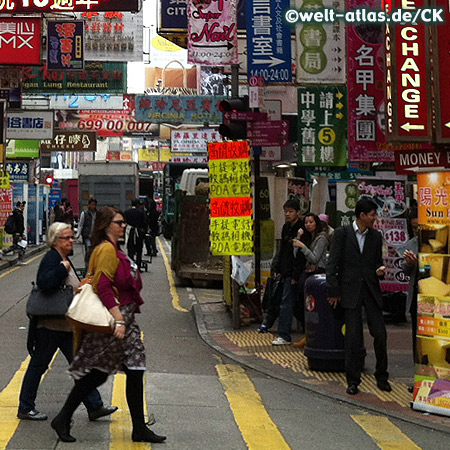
[
  {"x1": 26, "y1": 284, "x2": 74, "y2": 319},
  {"x1": 66, "y1": 281, "x2": 115, "y2": 334}
]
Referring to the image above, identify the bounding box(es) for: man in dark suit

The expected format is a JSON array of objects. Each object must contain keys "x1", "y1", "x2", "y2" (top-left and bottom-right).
[{"x1": 326, "y1": 198, "x2": 391, "y2": 395}]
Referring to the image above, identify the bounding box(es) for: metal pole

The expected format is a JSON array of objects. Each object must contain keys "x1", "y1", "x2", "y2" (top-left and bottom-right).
[
  {"x1": 253, "y1": 148, "x2": 261, "y2": 293},
  {"x1": 231, "y1": 64, "x2": 239, "y2": 98}
]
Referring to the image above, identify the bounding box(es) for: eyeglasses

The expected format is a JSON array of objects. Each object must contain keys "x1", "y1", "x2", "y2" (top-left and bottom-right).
[
  {"x1": 58, "y1": 236, "x2": 75, "y2": 241},
  {"x1": 111, "y1": 220, "x2": 127, "y2": 226}
]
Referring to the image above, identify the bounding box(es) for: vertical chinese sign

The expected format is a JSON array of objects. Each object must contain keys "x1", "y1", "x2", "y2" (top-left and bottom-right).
[
  {"x1": 208, "y1": 141, "x2": 253, "y2": 255},
  {"x1": 187, "y1": 0, "x2": 238, "y2": 65},
  {"x1": 297, "y1": 86, "x2": 347, "y2": 166},
  {"x1": 47, "y1": 21, "x2": 84, "y2": 70},
  {"x1": 0, "y1": 186, "x2": 13, "y2": 250},
  {"x1": 347, "y1": 0, "x2": 393, "y2": 162},
  {"x1": 413, "y1": 172, "x2": 450, "y2": 417}
]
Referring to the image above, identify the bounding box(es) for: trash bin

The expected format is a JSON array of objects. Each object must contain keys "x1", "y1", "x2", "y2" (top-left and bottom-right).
[{"x1": 304, "y1": 274, "x2": 346, "y2": 371}]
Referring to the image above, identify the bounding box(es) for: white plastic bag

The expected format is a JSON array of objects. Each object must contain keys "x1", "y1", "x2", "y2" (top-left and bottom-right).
[{"x1": 231, "y1": 256, "x2": 253, "y2": 286}]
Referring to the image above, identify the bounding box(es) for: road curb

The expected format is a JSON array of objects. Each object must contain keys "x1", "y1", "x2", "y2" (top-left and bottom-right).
[
  {"x1": 0, "y1": 244, "x2": 47, "y2": 271},
  {"x1": 191, "y1": 300, "x2": 450, "y2": 435}
]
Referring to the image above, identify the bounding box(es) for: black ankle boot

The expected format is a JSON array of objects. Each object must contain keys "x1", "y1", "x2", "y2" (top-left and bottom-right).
[
  {"x1": 132, "y1": 426, "x2": 166, "y2": 443},
  {"x1": 51, "y1": 413, "x2": 76, "y2": 443}
]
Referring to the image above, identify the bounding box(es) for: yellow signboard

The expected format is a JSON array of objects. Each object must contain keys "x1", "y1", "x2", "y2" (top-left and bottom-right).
[
  {"x1": 418, "y1": 172, "x2": 450, "y2": 225},
  {"x1": 0, "y1": 171, "x2": 10, "y2": 189}
]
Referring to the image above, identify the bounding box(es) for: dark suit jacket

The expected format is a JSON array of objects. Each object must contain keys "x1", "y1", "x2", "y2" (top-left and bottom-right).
[{"x1": 326, "y1": 224, "x2": 383, "y2": 309}]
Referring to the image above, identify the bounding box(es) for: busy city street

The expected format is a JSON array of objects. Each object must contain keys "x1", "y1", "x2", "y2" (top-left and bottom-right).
[{"x1": 0, "y1": 240, "x2": 448, "y2": 450}]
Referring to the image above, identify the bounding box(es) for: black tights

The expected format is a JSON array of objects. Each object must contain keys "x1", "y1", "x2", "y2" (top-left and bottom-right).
[{"x1": 58, "y1": 368, "x2": 146, "y2": 431}]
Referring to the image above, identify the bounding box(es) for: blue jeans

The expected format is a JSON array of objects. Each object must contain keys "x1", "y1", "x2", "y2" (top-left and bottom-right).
[
  {"x1": 18, "y1": 327, "x2": 103, "y2": 414},
  {"x1": 277, "y1": 277, "x2": 298, "y2": 342}
]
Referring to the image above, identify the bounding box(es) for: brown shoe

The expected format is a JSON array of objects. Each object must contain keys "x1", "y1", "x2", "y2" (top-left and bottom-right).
[{"x1": 293, "y1": 337, "x2": 306, "y2": 348}]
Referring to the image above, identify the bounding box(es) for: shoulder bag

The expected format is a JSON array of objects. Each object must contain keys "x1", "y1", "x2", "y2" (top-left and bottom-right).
[
  {"x1": 26, "y1": 283, "x2": 74, "y2": 319},
  {"x1": 66, "y1": 280, "x2": 115, "y2": 334}
]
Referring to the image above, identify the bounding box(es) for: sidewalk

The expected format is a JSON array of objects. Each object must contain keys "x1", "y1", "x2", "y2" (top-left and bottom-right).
[
  {"x1": 0, "y1": 243, "x2": 47, "y2": 271},
  {"x1": 191, "y1": 291, "x2": 450, "y2": 434}
]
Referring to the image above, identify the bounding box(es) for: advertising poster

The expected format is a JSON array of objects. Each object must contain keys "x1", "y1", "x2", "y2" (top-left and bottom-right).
[
  {"x1": 413, "y1": 219, "x2": 450, "y2": 416},
  {"x1": 297, "y1": 86, "x2": 347, "y2": 166},
  {"x1": 47, "y1": 21, "x2": 84, "y2": 70},
  {"x1": 357, "y1": 179, "x2": 408, "y2": 292},
  {"x1": 187, "y1": 0, "x2": 238, "y2": 65},
  {"x1": 336, "y1": 182, "x2": 358, "y2": 228},
  {"x1": 347, "y1": 0, "x2": 393, "y2": 162},
  {"x1": 0, "y1": 18, "x2": 41, "y2": 65},
  {"x1": 208, "y1": 141, "x2": 253, "y2": 255},
  {"x1": 0, "y1": 187, "x2": 13, "y2": 249},
  {"x1": 287, "y1": 178, "x2": 310, "y2": 215},
  {"x1": 295, "y1": 0, "x2": 345, "y2": 84}
]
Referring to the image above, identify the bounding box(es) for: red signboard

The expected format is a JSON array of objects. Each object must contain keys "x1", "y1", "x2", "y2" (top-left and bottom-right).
[
  {"x1": 387, "y1": 0, "x2": 431, "y2": 141},
  {"x1": 208, "y1": 141, "x2": 250, "y2": 160},
  {"x1": 395, "y1": 148, "x2": 450, "y2": 175},
  {"x1": 0, "y1": 18, "x2": 40, "y2": 65},
  {"x1": 0, "y1": 0, "x2": 139, "y2": 13},
  {"x1": 210, "y1": 197, "x2": 253, "y2": 217},
  {"x1": 433, "y1": 0, "x2": 450, "y2": 143}
]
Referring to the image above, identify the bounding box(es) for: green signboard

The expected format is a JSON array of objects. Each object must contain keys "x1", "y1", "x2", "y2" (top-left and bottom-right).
[
  {"x1": 22, "y1": 61, "x2": 127, "y2": 94},
  {"x1": 298, "y1": 86, "x2": 347, "y2": 166},
  {"x1": 6, "y1": 140, "x2": 40, "y2": 158}
]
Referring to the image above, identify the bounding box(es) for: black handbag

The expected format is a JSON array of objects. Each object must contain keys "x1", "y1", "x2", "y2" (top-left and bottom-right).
[{"x1": 26, "y1": 283, "x2": 74, "y2": 319}]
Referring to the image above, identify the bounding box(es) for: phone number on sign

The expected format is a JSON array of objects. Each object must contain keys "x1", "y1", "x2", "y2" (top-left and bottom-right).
[{"x1": 77, "y1": 119, "x2": 153, "y2": 135}]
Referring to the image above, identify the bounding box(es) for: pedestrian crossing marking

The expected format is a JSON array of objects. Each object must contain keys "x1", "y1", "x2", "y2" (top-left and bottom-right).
[
  {"x1": 216, "y1": 364, "x2": 291, "y2": 450},
  {"x1": 352, "y1": 415, "x2": 423, "y2": 450},
  {"x1": 0, "y1": 358, "x2": 29, "y2": 449},
  {"x1": 157, "y1": 237, "x2": 189, "y2": 313}
]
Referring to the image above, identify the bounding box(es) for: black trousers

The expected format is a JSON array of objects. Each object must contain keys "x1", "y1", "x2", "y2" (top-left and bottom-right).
[{"x1": 344, "y1": 282, "x2": 388, "y2": 386}]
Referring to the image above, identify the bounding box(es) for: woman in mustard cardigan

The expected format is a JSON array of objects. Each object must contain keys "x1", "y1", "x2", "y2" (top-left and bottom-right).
[{"x1": 51, "y1": 206, "x2": 166, "y2": 444}]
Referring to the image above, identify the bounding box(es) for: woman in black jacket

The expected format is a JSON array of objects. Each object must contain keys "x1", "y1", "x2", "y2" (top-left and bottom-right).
[{"x1": 17, "y1": 222, "x2": 117, "y2": 421}]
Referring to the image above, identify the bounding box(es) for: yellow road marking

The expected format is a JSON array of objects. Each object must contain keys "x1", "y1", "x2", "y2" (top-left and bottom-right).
[
  {"x1": 216, "y1": 364, "x2": 291, "y2": 450},
  {"x1": 0, "y1": 253, "x2": 43, "y2": 278},
  {"x1": 157, "y1": 237, "x2": 189, "y2": 313},
  {"x1": 352, "y1": 415, "x2": 423, "y2": 450}
]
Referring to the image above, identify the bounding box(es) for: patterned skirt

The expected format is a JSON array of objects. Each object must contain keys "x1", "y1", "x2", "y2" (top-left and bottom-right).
[{"x1": 69, "y1": 303, "x2": 146, "y2": 380}]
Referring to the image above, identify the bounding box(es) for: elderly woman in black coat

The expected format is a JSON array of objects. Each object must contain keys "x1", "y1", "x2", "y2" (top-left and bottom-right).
[{"x1": 17, "y1": 222, "x2": 117, "y2": 421}]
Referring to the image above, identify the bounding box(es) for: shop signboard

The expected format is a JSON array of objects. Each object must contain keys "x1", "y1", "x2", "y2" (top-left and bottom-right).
[
  {"x1": 187, "y1": 0, "x2": 238, "y2": 66},
  {"x1": 295, "y1": 0, "x2": 346, "y2": 84},
  {"x1": 171, "y1": 129, "x2": 221, "y2": 153},
  {"x1": 0, "y1": 18, "x2": 41, "y2": 65},
  {"x1": 413, "y1": 171, "x2": 450, "y2": 417},
  {"x1": 395, "y1": 148, "x2": 450, "y2": 175},
  {"x1": 6, "y1": 110, "x2": 54, "y2": 140},
  {"x1": 208, "y1": 141, "x2": 253, "y2": 255},
  {"x1": 135, "y1": 95, "x2": 224, "y2": 123},
  {"x1": 76, "y1": 11, "x2": 143, "y2": 62},
  {"x1": 0, "y1": 186, "x2": 13, "y2": 248},
  {"x1": 22, "y1": 61, "x2": 127, "y2": 94},
  {"x1": 48, "y1": 94, "x2": 125, "y2": 110},
  {"x1": 297, "y1": 86, "x2": 347, "y2": 166},
  {"x1": 47, "y1": 20, "x2": 84, "y2": 70},
  {"x1": 6, "y1": 140, "x2": 40, "y2": 158},
  {"x1": 246, "y1": 0, "x2": 292, "y2": 83},
  {"x1": 40, "y1": 131, "x2": 97, "y2": 152},
  {"x1": 347, "y1": 0, "x2": 393, "y2": 162},
  {"x1": 0, "y1": 0, "x2": 140, "y2": 13},
  {"x1": 5, "y1": 162, "x2": 29, "y2": 182},
  {"x1": 385, "y1": 0, "x2": 431, "y2": 142}
]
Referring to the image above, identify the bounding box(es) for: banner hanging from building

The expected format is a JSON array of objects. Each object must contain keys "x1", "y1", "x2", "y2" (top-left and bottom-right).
[
  {"x1": 0, "y1": 18, "x2": 41, "y2": 65},
  {"x1": 297, "y1": 86, "x2": 347, "y2": 166},
  {"x1": 47, "y1": 21, "x2": 84, "y2": 70},
  {"x1": 295, "y1": 0, "x2": 345, "y2": 84},
  {"x1": 0, "y1": 0, "x2": 140, "y2": 13},
  {"x1": 22, "y1": 62, "x2": 127, "y2": 94},
  {"x1": 187, "y1": 0, "x2": 238, "y2": 65},
  {"x1": 208, "y1": 141, "x2": 253, "y2": 255}
]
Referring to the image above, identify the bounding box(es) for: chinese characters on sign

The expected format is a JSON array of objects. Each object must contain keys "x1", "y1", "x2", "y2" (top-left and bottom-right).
[
  {"x1": 0, "y1": 0, "x2": 140, "y2": 13},
  {"x1": 5, "y1": 162, "x2": 29, "y2": 182},
  {"x1": 0, "y1": 18, "x2": 41, "y2": 65},
  {"x1": 0, "y1": 187, "x2": 13, "y2": 248},
  {"x1": 297, "y1": 86, "x2": 346, "y2": 166},
  {"x1": 246, "y1": 0, "x2": 292, "y2": 83},
  {"x1": 171, "y1": 129, "x2": 221, "y2": 153},
  {"x1": 135, "y1": 95, "x2": 224, "y2": 123},
  {"x1": 6, "y1": 111, "x2": 54, "y2": 140},
  {"x1": 47, "y1": 21, "x2": 84, "y2": 70},
  {"x1": 208, "y1": 141, "x2": 253, "y2": 255},
  {"x1": 40, "y1": 131, "x2": 96, "y2": 152},
  {"x1": 418, "y1": 172, "x2": 450, "y2": 226},
  {"x1": 295, "y1": 0, "x2": 345, "y2": 84},
  {"x1": 347, "y1": 0, "x2": 393, "y2": 162},
  {"x1": 187, "y1": 0, "x2": 238, "y2": 65}
]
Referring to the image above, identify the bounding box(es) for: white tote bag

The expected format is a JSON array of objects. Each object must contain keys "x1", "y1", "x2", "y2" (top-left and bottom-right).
[{"x1": 66, "y1": 282, "x2": 115, "y2": 334}]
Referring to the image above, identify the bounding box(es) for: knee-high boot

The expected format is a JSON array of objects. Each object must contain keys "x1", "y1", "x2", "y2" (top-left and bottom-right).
[
  {"x1": 51, "y1": 369, "x2": 109, "y2": 442},
  {"x1": 124, "y1": 368, "x2": 166, "y2": 443}
]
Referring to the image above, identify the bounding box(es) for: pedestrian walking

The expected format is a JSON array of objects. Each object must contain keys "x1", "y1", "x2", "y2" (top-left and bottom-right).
[
  {"x1": 144, "y1": 197, "x2": 160, "y2": 257},
  {"x1": 76, "y1": 197, "x2": 97, "y2": 267},
  {"x1": 124, "y1": 199, "x2": 147, "y2": 270},
  {"x1": 326, "y1": 197, "x2": 391, "y2": 395},
  {"x1": 3, "y1": 201, "x2": 27, "y2": 265},
  {"x1": 51, "y1": 206, "x2": 166, "y2": 444},
  {"x1": 18, "y1": 222, "x2": 117, "y2": 421},
  {"x1": 62, "y1": 199, "x2": 74, "y2": 228}
]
